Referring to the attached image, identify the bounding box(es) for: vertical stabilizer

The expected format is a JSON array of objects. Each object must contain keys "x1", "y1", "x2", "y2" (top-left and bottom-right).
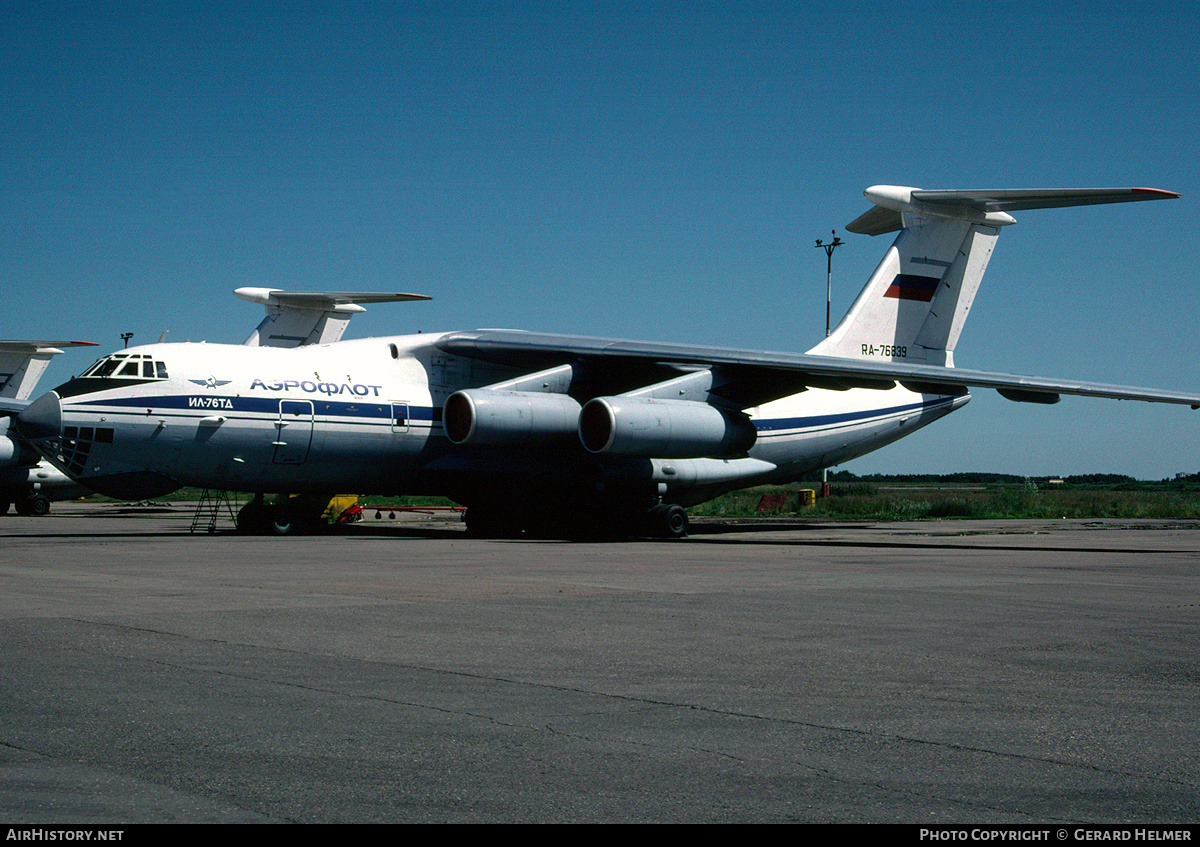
[{"x1": 807, "y1": 185, "x2": 1178, "y2": 367}]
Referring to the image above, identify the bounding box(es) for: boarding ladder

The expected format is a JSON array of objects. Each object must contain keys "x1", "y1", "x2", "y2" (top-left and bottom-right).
[{"x1": 189, "y1": 490, "x2": 238, "y2": 534}]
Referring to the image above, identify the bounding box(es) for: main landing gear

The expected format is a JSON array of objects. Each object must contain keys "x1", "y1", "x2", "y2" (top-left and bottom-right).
[
  {"x1": 645, "y1": 503, "x2": 689, "y2": 539},
  {"x1": 236, "y1": 493, "x2": 328, "y2": 536}
]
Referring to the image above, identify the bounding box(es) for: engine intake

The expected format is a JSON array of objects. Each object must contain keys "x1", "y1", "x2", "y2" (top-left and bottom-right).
[
  {"x1": 578, "y1": 397, "x2": 756, "y2": 458},
  {"x1": 443, "y1": 390, "x2": 582, "y2": 447}
]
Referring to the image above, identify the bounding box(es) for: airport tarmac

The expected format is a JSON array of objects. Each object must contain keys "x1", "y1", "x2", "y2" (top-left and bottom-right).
[{"x1": 1, "y1": 502, "x2": 1198, "y2": 824}]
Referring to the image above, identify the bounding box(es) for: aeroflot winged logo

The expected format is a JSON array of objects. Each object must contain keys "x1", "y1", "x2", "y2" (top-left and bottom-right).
[
  {"x1": 188, "y1": 376, "x2": 233, "y2": 389},
  {"x1": 884, "y1": 274, "x2": 940, "y2": 302}
]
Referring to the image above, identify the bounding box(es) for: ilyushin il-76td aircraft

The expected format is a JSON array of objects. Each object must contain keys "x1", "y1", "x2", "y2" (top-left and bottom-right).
[{"x1": 6, "y1": 185, "x2": 1198, "y2": 538}]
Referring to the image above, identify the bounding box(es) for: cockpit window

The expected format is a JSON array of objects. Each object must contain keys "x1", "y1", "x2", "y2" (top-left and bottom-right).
[
  {"x1": 89, "y1": 358, "x2": 122, "y2": 377},
  {"x1": 81, "y1": 353, "x2": 169, "y2": 380}
]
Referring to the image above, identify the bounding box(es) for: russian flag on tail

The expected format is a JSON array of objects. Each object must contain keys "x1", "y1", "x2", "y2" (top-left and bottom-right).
[{"x1": 883, "y1": 274, "x2": 940, "y2": 302}]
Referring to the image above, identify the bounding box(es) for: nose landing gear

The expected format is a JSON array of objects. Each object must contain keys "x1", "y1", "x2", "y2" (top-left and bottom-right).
[{"x1": 5, "y1": 493, "x2": 52, "y2": 517}]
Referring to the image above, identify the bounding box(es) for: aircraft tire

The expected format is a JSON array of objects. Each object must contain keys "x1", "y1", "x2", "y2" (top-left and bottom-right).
[
  {"x1": 236, "y1": 501, "x2": 270, "y2": 535},
  {"x1": 649, "y1": 504, "x2": 688, "y2": 539},
  {"x1": 16, "y1": 494, "x2": 51, "y2": 517},
  {"x1": 267, "y1": 505, "x2": 301, "y2": 536}
]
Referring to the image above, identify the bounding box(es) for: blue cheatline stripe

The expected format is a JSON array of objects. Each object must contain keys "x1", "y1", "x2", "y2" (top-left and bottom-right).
[
  {"x1": 753, "y1": 396, "x2": 954, "y2": 434},
  {"x1": 72, "y1": 393, "x2": 953, "y2": 433},
  {"x1": 72, "y1": 394, "x2": 443, "y2": 422}
]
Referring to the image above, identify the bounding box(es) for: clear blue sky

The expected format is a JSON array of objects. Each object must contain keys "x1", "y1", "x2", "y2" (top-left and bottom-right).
[{"x1": 4, "y1": 1, "x2": 1197, "y2": 478}]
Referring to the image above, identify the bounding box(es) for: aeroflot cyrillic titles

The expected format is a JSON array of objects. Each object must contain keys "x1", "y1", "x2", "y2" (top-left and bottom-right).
[{"x1": 249, "y1": 379, "x2": 384, "y2": 396}]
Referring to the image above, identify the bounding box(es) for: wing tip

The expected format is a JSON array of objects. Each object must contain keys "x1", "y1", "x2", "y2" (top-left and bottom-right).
[{"x1": 1132, "y1": 187, "x2": 1181, "y2": 200}]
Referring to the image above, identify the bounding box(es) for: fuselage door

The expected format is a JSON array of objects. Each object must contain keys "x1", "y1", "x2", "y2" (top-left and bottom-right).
[
  {"x1": 391, "y1": 402, "x2": 409, "y2": 433},
  {"x1": 274, "y1": 399, "x2": 314, "y2": 464}
]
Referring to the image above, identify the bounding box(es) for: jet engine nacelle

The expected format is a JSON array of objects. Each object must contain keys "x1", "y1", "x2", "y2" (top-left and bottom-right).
[
  {"x1": 443, "y1": 390, "x2": 583, "y2": 447},
  {"x1": 578, "y1": 397, "x2": 757, "y2": 458},
  {"x1": 0, "y1": 434, "x2": 38, "y2": 469}
]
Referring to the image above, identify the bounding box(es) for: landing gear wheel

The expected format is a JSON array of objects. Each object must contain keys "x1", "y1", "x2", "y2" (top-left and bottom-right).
[
  {"x1": 649, "y1": 504, "x2": 688, "y2": 539},
  {"x1": 267, "y1": 505, "x2": 300, "y2": 536},
  {"x1": 15, "y1": 494, "x2": 51, "y2": 517},
  {"x1": 236, "y1": 501, "x2": 270, "y2": 535}
]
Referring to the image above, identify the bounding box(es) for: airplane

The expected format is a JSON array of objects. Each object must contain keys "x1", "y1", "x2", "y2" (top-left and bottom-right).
[
  {"x1": 4, "y1": 185, "x2": 1197, "y2": 538},
  {"x1": 0, "y1": 340, "x2": 96, "y2": 515}
]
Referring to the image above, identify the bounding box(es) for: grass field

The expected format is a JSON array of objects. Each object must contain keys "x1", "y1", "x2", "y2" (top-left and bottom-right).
[{"x1": 690, "y1": 481, "x2": 1200, "y2": 521}]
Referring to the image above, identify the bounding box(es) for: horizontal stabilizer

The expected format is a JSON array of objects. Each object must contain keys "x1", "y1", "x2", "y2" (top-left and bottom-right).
[
  {"x1": 235, "y1": 289, "x2": 431, "y2": 310},
  {"x1": 847, "y1": 186, "x2": 1179, "y2": 235},
  {"x1": 0, "y1": 341, "x2": 98, "y2": 352},
  {"x1": 0, "y1": 340, "x2": 98, "y2": 401},
  {"x1": 236, "y1": 288, "x2": 432, "y2": 347}
]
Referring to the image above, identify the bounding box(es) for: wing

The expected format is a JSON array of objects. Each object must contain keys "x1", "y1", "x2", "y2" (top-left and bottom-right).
[{"x1": 436, "y1": 329, "x2": 1200, "y2": 409}]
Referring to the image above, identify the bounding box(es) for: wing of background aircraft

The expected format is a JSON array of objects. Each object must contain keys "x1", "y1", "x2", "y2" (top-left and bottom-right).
[{"x1": 236, "y1": 288, "x2": 432, "y2": 348}]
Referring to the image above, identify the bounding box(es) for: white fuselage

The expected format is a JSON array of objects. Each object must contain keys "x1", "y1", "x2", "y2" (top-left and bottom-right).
[{"x1": 36, "y1": 334, "x2": 967, "y2": 505}]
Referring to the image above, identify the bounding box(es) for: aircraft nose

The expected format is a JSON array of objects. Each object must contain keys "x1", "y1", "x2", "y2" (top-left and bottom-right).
[{"x1": 16, "y1": 391, "x2": 63, "y2": 441}]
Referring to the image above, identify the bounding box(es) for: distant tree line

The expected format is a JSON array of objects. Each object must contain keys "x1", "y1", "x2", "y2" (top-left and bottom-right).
[{"x1": 794, "y1": 471, "x2": 1200, "y2": 489}]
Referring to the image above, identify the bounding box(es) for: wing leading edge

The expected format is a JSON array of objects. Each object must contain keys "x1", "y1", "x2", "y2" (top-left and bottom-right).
[{"x1": 436, "y1": 330, "x2": 1200, "y2": 409}]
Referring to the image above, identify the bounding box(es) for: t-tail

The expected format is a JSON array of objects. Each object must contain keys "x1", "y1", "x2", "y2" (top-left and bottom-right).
[{"x1": 807, "y1": 186, "x2": 1179, "y2": 367}]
